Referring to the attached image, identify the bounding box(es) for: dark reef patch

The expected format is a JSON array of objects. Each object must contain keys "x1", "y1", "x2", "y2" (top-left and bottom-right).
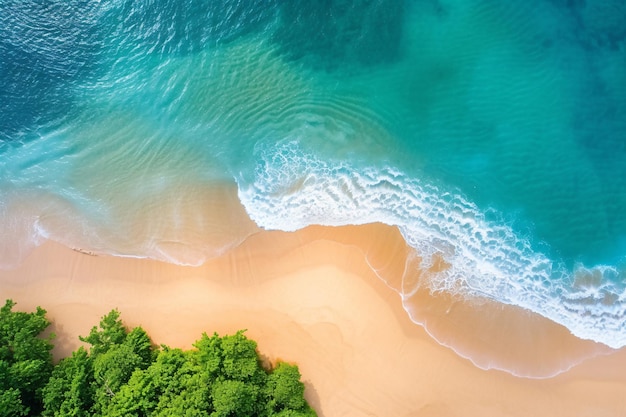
[{"x1": 273, "y1": 0, "x2": 406, "y2": 71}]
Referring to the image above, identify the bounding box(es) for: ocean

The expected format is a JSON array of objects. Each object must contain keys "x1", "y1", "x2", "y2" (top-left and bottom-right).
[{"x1": 1, "y1": 0, "x2": 625, "y2": 367}]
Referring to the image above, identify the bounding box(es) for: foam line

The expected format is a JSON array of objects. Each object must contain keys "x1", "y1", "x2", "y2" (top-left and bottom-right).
[{"x1": 238, "y1": 142, "x2": 626, "y2": 349}]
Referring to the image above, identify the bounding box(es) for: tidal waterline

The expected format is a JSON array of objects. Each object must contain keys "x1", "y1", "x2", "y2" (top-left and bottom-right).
[{"x1": 1, "y1": 0, "x2": 625, "y2": 362}]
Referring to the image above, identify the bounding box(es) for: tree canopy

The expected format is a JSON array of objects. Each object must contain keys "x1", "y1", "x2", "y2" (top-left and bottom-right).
[
  {"x1": 0, "y1": 300, "x2": 54, "y2": 417},
  {"x1": 1, "y1": 301, "x2": 317, "y2": 417}
]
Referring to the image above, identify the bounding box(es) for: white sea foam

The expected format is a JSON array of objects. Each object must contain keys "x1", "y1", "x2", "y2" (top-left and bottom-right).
[{"x1": 238, "y1": 142, "x2": 626, "y2": 349}]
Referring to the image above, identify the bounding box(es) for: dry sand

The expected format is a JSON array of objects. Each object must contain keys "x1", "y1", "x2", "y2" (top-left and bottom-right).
[{"x1": 2, "y1": 224, "x2": 626, "y2": 417}]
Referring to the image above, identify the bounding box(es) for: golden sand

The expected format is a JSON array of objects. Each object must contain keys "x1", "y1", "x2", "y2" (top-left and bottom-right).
[{"x1": 2, "y1": 224, "x2": 626, "y2": 416}]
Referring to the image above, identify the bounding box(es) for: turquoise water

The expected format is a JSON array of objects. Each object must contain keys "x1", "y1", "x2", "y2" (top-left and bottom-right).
[{"x1": 1, "y1": 1, "x2": 626, "y2": 351}]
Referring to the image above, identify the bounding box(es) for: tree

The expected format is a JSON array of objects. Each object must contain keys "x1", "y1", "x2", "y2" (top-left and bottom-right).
[
  {"x1": 125, "y1": 326, "x2": 155, "y2": 368},
  {"x1": 107, "y1": 347, "x2": 208, "y2": 417},
  {"x1": 0, "y1": 388, "x2": 28, "y2": 417},
  {"x1": 220, "y1": 330, "x2": 264, "y2": 383},
  {"x1": 42, "y1": 347, "x2": 94, "y2": 417},
  {"x1": 266, "y1": 362, "x2": 307, "y2": 413},
  {"x1": 81, "y1": 311, "x2": 156, "y2": 415},
  {"x1": 92, "y1": 343, "x2": 145, "y2": 413},
  {"x1": 193, "y1": 332, "x2": 223, "y2": 378},
  {"x1": 271, "y1": 409, "x2": 318, "y2": 417},
  {"x1": 0, "y1": 299, "x2": 54, "y2": 416},
  {"x1": 42, "y1": 309, "x2": 157, "y2": 417},
  {"x1": 79, "y1": 309, "x2": 127, "y2": 357},
  {"x1": 34, "y1": 308, "x2": 317, "y2": 417},
  {"x1": 211, "y1": 379, "x2": 258, "y2": 417},
  {"x1": 104, "y1": 367, "x2": 157, "y2": 417},
  {"x1": 152, "y1": 371, "x2": 212, "y2": 417}
]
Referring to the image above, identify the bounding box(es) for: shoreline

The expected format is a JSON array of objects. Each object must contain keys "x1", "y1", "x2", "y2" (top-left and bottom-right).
[{"x1": 2, "y1": 226, "x2": 626, "y2": 415}]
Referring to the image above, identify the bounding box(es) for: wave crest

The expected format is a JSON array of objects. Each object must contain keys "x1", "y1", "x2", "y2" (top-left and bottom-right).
[{"x1": 238, "y1": 142, "x2": 626, "y2": 349}]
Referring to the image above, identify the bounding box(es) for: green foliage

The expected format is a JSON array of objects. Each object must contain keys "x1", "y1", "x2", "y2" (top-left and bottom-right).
[
  {"x1": 42, "y1": 309, "x2": 157, "y2": 417},
  {"x1": 221, "y1": 330, "x2": 264, "y2": 382},
  {"x1": 0, "y1": 388, "x2": 28, "y2": 417},
  {"x1": 125, "y1": 326, "x2": 155, "y2": 367},
  {"x1": 211, "y1": 379, "x2": 258, "y2": 417},
  {"x1": 105, "y1": 368, "x2": 157, "y2": 417},
  {"x1": 42, "y1": 347, "x2": 94, "y2": 417},
  {"x1": 2, "y1": 302, "x2": 317, "y2": 417},
  {"x1": 152, "y1": 371, "x2": 211, "y2": 417},
  {"x1": 93, "y1": 343, "x2": 145, "y2": 413},
  {"x1": 266, "y1": 362, "x2": 306, "y2": 413},
  {"x1": 79, "y1": 309, "x2": 127, "y2": 357},
  {"x1": 271, "y1": 409, "x2": 318, "y2": 417},
  {"x1": 0, "y1": 299, "x2": 54, "y2": 416},
  {"x1": 193, "y1": 332, "x2": 223, "y2": 378},
  {"x1": 107, "y1": 347, "x2": 210, "y2": 416},
  {"x1": 108, "y1": 330, "x2": 316, "y2": 417}
]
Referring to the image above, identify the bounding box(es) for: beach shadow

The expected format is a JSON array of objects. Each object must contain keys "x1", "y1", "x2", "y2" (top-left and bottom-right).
[
  {"x1": 303, "y1": 380, "x2": 324, "y2": 417},
  {"x1": 258, "y1": 352, "x2": 274, "y2": 372},
  {"x1": 46, "y1": 319, "x2": 81, "y2": 362}
]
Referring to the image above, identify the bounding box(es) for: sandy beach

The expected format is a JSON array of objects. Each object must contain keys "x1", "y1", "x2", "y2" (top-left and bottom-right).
[{"x1": 2, "y1": 224, "x2": 626, "y2": 417}]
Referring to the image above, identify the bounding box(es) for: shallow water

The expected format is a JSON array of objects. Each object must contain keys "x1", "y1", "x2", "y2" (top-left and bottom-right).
[{"x1": 1, "y1": 1, "x2": 626, "y2": 355}]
